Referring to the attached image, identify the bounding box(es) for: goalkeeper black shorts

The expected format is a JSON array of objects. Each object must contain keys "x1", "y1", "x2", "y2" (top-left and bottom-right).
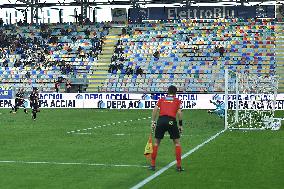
[{"x1": 155, "y1": 116, "x2": 180, "y2": 140}]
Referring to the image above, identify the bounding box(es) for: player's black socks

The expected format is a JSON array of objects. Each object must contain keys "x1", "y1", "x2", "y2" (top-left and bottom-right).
[
  {"x1": 32, "y1": 111, "x2": 37, "y2": 120},
  {"x1": 24, "y1": 109, "x2": 27, "y2": 114}
]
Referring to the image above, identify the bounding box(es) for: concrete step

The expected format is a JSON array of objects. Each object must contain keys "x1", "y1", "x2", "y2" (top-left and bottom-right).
[
  {"x1": 95, "y1": 62, "x2": 109, "y2": 65},
  {"x1": 96, "y1": 61, "x2": 110, "y2": 65},
  {"x1": 106, "y1": 35, "x2": 120, "y2": 38},
  {"x1": 96, "y1": 60, "x2": 110, "y2": 63},
  {"x1": 100, "y1": 53, "x2": 113, "y2": 56},
  {"x1": 94, "y1": 67, "x2": 109, "y2": 71},
  {"x1": 103, "y1": 41, "x2": 117, "y2": 45},
  {"x1": 88, "y1": 74, "x2": 108, "y2": 77},
  {"x1": 103, "y1": 46, "x2": 116, "y2": 49},
  {"x1": 102, "y1": 49, "x2": 115, "y2": 52},
  {"x1": 87, "y1": 27, "x2": 121, "y2": 92},
  {"x1": 99, "y1": 55, "x2": 113, "y2": 59},
  {"x1": 89, "y1": 74, "x2": 109, "y2": 77},
  {"x1": 86, "y1": 86, "x2": 101, "y2": 92},
  {"x1": 100, "y1": 51, "x2": 114, "y2": 55},
  {"x1": 94, "y1": 68, "x2": 109, "y2": 72},
  {"x1": 103, "y1": 44, "x2": 116, "y2": 48},
  {"x1": 104, "y1": 39, "x2": 119, "y2": 43},
  {"x1": 98, "y1": 57, "x2": 111, "y2": 61},
  {"x1": 89, "y1": 80, "x2": 106, "y2": 84}
]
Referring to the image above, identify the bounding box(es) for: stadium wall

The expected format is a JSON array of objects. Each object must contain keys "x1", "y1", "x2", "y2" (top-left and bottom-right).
[{"x1": 1, "y1": 93, "x2": 284, "y2": 110}]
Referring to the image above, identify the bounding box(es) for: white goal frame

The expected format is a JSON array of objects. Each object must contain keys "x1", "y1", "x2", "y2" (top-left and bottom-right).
[{"x1": 224, "y1": 69, "x2": 282, "y2": 130}]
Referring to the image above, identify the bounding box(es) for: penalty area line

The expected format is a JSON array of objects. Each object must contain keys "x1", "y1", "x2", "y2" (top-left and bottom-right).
[
  {"x1": 130, "y1": 129, "x2": 227, "y2": 189},
  {"x1": 0, "y1": 160, "x2": 148, "y2": 168}
]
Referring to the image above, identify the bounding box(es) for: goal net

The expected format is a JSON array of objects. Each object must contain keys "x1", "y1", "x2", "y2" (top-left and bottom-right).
[{"x1": 224, "y1": 69, "x2": 281, "y2": 130}]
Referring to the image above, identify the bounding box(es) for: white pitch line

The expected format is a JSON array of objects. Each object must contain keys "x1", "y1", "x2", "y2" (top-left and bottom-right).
[
  {"x1": 0, "y1": 160, "x2": 148, "y2": 168},
  {"x1": 130, "y1": 129, "x2": 226, "y2": 189},
  {"x1": 74, "y1": 133, "x2": 92, "y2": 135},
  {"x1": 114, "y1": 133, "x2": 126, "y2": 136},
  {"x1": 67, "y1": 117, "x2": 151, "y2": 134}
]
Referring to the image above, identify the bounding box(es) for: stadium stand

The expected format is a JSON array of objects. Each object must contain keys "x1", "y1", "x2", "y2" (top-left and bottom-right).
[
  {"x1": 0, "y1": 18, "x2": 283, "y2": 93},
  {"x1": 0, "y1": 22, "x2": 109, "y2": 93},
  {"x1": 100, "y1": 18, "x2": 278, "y2": 93},
  {"x1": 276, "y1": 18, "x2": 284, "y2": 92}
]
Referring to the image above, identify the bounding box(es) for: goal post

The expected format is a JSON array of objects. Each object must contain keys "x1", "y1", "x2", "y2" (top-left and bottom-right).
[{"x1": 224, "y1": 69, "x2": 282, "y2": 130}]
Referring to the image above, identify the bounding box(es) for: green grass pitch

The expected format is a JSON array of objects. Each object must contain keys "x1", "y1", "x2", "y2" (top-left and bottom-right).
[{"x1": 0, "y1": 109, "x2": 283, "y2": 189}]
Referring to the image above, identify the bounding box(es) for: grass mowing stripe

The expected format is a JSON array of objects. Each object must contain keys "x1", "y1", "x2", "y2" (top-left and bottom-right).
[
  {"x1": 0, "y1": 160, "x2": 148, "y2": 168},
  {"x1": 130, "y1": 129, "x2": 227, "y2": 189}
]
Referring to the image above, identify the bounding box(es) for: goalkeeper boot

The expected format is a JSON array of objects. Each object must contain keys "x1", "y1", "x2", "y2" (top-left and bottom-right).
[
  {"x1": 148, "y1": 166, "x2": 155, "y2": 171},
  {"x1": 176, "y1": 167, "x2": 184, "y2": 172}
]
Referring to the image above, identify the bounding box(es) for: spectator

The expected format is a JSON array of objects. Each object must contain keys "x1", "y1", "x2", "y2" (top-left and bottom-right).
[
  {"x1": 219, "y1": 46, "x2": 225, "y2": 57},
  {"x1": 108, "y1": 62, "x2": 117, "y2": 73},
  {"x1": 153, "y1": 50, "x2": 160, "y2": 59},
  {"x1": 84, "y1": 29, "x2": 90, "y2": 37},
  {"x1": 55, "y1": 81, "x2": 60, "y2": 93},
  {"x1": 214, "y1": 45, "x2": 219, "y2": 53},
  {"x1": 126, "y1": 66, "x2": 133, "y2": 75},
  {"x1": 193, "y1": 46, "x2": 199, "y2": 54},
  {"x1": 122, "y1": 28, "x2": 127, "y2": 35},
  {"x1": 136, "y1": 67, "x2": 143, "y2": 76},
  {"x1": 25, "y1": 71, "x2": 31, "y2": 79},
  {"x1": 111, "y1": 53, "x2": 118, "y2": 62},
  {"x1": 66, "y1": 80, "x2": 71, "y2": 93},
  {"x1": 185, "y1": 35, "x2": 192, "y2": 43},
  {"x1": 3, "y1": 59, "x2": 8, "y2": 68},
  {"x1": 118, "y1": 62, "x2": 124, "y2": 70},
  {"x1": 0, "y1": 18, "x2": 3, "y2": 27},
  {"x1": 71, "y1": 36, "x2": 77, "y2": 43}
]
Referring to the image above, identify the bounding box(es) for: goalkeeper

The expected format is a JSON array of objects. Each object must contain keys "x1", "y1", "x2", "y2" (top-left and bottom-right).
[
  {"x1": 208, "y1": 100, "x2": 225, "y2": 118},
  {"x1": 150, "y1": 85, "x2": 184, "y2": 172}
]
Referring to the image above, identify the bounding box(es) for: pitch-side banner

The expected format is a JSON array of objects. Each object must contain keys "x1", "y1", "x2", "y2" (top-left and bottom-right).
[
  {"x1": 1, "y1": 93, "x2": 284, "y2": 110},
  {"x1": 0, "y1": 86, "x2": 13, "y2": 99}
]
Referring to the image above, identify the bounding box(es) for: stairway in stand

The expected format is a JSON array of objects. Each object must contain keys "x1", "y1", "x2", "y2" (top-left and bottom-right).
[
  {"x1": 86, "y1": 27, "x2": 122, "y2": 92},
  {"x1": 275, "y1": 21, "x2": 284, "y2": 93}
]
